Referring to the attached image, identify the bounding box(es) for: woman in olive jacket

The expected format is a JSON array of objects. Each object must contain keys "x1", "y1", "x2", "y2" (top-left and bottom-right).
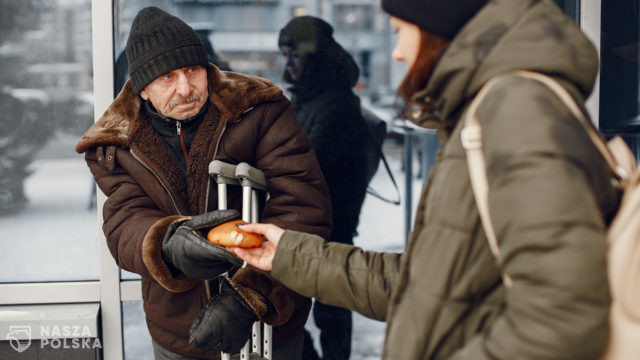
[{"x1": 234, "y1": 0, "x2": 619, "y2": 359}]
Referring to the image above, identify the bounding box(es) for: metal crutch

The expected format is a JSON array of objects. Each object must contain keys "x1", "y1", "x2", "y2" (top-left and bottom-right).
[
  {"x1": 208, "y1": 160, "x2": 240, "y2": 360},
  {"x1": 209, "y1": 161, "x2": 271, "y2": 360},
  {"x1": 209, "y1": 160, "x2": 240, "y2": 212},
  {"x1": 236, "y1": 162, "x2": 272, "y2": 360}
]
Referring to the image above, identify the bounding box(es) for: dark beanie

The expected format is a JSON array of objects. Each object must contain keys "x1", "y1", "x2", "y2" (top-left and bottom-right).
[
  {"x1": 278, "y1": 16, "x2": 334, "y2": 55},
  {"x1": 125, "y1": 7, "x2": 208, "y2": 94},
  {"x1": 381, "y1": 0, "x2": 488, "y2": 39}
]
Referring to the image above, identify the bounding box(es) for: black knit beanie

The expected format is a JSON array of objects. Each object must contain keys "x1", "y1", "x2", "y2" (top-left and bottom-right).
[
  {"x1": 125, "y1": 7, "x2": 208, "y2": 94},
  {"x1": 278, "y1": 16, "x2": 334, "y2": 55},
  {"x1": 381, "y1": 0, "x2": 488, "y2": 39}
]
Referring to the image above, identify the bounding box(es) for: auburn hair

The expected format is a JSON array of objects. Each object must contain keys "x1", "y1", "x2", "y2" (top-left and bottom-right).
[{"x1": 397, "y1": 29, "x2": 450, "y2": 109}]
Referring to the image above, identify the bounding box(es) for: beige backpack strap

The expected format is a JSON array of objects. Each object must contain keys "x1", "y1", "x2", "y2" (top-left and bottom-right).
[
  {"x1": 463, "y1": 71, "x2": 632, "y2": 290},
  {"x1": 513, "y1": 70, "x2": 628, "y2": 180},
  {"x1": 461, "y1": 75, "x2": 514, "y2": 288}
]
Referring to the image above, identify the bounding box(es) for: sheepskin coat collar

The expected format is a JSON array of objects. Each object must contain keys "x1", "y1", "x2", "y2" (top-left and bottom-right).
[
  {"x1": 77, "y1": 64, "x2": 282, "y2": 153},
  {"x1": 76, "y1": 65, "x2": 282, "y2": 214}
]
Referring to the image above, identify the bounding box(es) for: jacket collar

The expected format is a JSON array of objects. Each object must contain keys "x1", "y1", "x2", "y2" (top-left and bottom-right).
[
  {"x1": 409, "y1": 0, "x2": 598, "y2": 135},
  {"x1": 143, "y1": 99, "x2": 209, "y2": 126},
  {"x1": 75, "y1": 64, "x2": 282, "y2": 154}
]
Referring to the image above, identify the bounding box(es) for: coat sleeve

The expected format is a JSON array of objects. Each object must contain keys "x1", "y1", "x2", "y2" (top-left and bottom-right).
[
  {"x1": 452, "y1": 77, "x2": 612, "y2": 359},
  {"x1": 85, "y1": 147, "x2": 199, "y2": 293},
  {"x1": 271, "y1": 230, "x2": 402, "y2": 321},
  {"x1": 253, "y1": 96, "x2": 333, "y2": 238},
  {"x1": 231, "y1": 96, "x2": 333, "y2": 326}
]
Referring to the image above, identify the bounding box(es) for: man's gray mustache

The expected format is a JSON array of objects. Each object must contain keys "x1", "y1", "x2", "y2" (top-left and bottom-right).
[{"x1": 170, "y1": 94, "x2": 200, "y2": 109}]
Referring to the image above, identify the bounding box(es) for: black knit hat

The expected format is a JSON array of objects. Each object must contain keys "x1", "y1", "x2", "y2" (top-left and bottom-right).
[
  {"x1": 381, "y1": 0, "x2": 488, "y2": 39},
  {"x1": 278, "y1": 16, "x2": 334, "y2": 55},
  {"x1": 125, "y1": 7, "x2": 208, "y2": 94}
]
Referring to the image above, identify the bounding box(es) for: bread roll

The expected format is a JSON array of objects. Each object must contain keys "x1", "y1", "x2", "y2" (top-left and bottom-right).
[{"x1": 206, "y1": 219, "x2": 262, "y2": 248}]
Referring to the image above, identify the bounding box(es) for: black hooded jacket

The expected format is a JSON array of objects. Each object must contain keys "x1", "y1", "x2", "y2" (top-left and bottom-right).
[{"x1": 281, "y1": 16, "x2": 369, "y2": 241}]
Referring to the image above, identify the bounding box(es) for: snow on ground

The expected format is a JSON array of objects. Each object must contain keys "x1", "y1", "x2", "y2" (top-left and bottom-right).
[
  {"x1": 1, "y1": 132, "x2": 435, "y2": 359},
  {"x1": 0, "y1": 158, "x2": 99, "y2": 282}
]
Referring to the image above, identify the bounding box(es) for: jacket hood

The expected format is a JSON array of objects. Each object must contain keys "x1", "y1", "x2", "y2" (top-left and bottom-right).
[
  {"x1": 287, "y1": 41, "x2": 360, "y2": 93},
  {"x1": 76, "y1": 64, "x2": 282, "y2": 153},
  {"x1": 411, "y1": 0, "x2": 598, "y2": 130}
]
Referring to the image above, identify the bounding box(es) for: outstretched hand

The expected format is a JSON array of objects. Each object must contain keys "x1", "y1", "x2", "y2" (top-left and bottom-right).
[{"x1": 230, "y1": 223, "x2": 285, "y2": 271}]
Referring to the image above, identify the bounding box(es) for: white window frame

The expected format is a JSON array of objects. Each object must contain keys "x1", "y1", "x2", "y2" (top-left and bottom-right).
[
  {"x1": 91, "y1": 1, "x2": 142, "y2": 359},
  {"x1": 581, "y1": 1, "x2": 602, "y2": 127}
]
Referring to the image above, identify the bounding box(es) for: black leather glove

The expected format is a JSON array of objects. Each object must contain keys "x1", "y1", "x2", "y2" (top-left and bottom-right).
[
  {"x1": 162, "y1": 209, "x2": 243, "y2": 279},
  {"x1": 189, "y1": 276, "x2": 266, "y2": 353}
]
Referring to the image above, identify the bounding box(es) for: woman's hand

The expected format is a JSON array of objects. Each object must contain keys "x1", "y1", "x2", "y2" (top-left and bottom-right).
[{"x1": 230, "y1": 223, "x2": 285, "y2": 271}]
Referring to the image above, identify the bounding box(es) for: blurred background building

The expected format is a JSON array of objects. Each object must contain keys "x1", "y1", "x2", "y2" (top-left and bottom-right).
[{"x1": 112, "y1": 0, "x2": 401, "y2": 97}]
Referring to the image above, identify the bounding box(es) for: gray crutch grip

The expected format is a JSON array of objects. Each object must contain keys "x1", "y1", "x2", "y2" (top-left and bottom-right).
[{"x1": 236, "y1": 162, "x2": 267, "y2": 192}]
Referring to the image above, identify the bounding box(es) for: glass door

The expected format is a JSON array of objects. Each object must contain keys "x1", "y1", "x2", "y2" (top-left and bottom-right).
[{"x1": 600, "y1": 0, "x2": 640, "y2": 157}]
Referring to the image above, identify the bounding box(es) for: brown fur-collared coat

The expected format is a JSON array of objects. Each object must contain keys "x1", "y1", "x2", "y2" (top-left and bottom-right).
[{"x1": 76, "y1": 64, "x2": 332, "y2": 359}]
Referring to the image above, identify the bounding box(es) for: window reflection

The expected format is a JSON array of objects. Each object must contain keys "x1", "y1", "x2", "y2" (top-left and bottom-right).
[
  {"x1": 601, "y1": 0, "x2": 640, "y2": 156},
  {"x1": 122, "y1": 301, "x2": 153, "y2": 359},
  {"x1": 601, "y1": 2, "x2": 640, "y2": 130},
  {"x1": 334, "y1": 5, "x2": 374, "y2": 32},
  {"x1": 113, "y1": 0, "x2": 393, "y2": 100},
  {"x1": 553, "y1": 0, "x2": 580, "y2": 23},
  {"x1": 0, "y1": 0, "x2": 97, "y2": 282}
]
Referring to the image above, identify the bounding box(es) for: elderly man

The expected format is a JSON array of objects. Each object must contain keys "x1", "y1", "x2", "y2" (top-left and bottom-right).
[{"x1": 75, "y1": 7, "x2": 331, "y2": 359}]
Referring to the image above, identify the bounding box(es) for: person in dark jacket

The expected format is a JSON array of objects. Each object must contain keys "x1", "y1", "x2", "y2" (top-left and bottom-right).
[
  {"x1": 234, "y1": 0, "x2": 619, "y2": 359},
  {"x1": 195, "y1": 28, "x2": 232, "y2": 72},
  {"x1": 75, "y1": 7, "x2": 331, "y2": 359},
  {"x1": 278, "y1": 15, "x2": 370, "y2": 360}
]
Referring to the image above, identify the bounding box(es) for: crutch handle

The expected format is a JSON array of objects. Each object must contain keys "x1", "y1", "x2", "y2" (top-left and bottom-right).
[
  {"x1": 236, "y1": 162, "x2": 267, "y2": 191},
  {"x1": 209, "y1": 160, "x2": 240, "y2": 185}
]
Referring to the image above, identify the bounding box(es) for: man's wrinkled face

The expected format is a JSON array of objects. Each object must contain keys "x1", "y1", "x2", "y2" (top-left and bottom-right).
[
  {"x1": 140, "y1": 65, "x2": 208, "y2": 120},
  {"x1": 280, "y1": 45, "x2": 306, "y2": 82}
]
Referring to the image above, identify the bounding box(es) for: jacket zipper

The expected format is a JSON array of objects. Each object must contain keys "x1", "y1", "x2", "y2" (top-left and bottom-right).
[
  {"x1": 175, "y1": 121, "x2": 189, "y2": 164},
  {"x1": 130, "y1": 149, "x2": 182, "y2": 215},
  {"x1": 204, "y1": 123, "x2": 228, "y2": 300},
  {"x1": 203, "y1": 109, "x2": 253, "y2": 211},
  {"x1": 204, "y1": 124, "x2": 227, "y2": 212}
]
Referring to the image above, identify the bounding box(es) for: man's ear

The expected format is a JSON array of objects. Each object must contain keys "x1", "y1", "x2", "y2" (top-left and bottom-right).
[{"x1": 140, "y1": 88, "x2": 149, "y2": 101}]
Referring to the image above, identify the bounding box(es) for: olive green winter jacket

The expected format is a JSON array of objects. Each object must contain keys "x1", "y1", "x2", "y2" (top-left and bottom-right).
[{"x1": 269, "y1": 1, "x2": 620, "y2": 359}]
